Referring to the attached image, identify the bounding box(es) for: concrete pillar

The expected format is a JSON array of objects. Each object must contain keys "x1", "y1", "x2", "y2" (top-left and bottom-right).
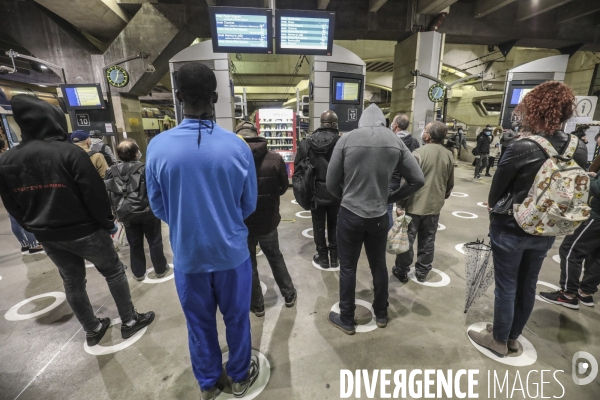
[
  {"x1": 111, "y1": 94, "x2": 147, "y2": 161},
  {"x1": 390, "y1": 32, "x2": 444, "y2": 136}
]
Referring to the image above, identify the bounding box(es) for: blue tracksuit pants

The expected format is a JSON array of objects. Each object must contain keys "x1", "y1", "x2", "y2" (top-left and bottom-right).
[{"x1": 174, "y1": 258, "x2": 252, "y2": 391}]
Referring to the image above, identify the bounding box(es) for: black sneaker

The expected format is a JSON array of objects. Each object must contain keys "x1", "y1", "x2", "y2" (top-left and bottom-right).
[
  {"x1": 539, "y1": 290, "x2": 579, "y2": 309},
  {"x1": 29, "y1": 246, "x2": 45, "y2": 255},
  {"x1": 232, "y1": 355, "x2": 260, "y2": 398},
  {"x1": 313, "y1": 254, "x2": 330, "y2": 269},
  {"x1": 155, "y1": 265, "x2": 170, "y2": 279},
  {"x1": 416, "y1": 272, "x2": 428, "y2": 283},
  {"x1": 577, "y1": 292, "x2": 594, "y2": 307},
  {"x1": 250, "y1": 305, "x2": 265, "y2": 317},
  {"x1": 392, "y1": 266, "x2": 409, "y2": 283},
  {"x1": 376, "y1": 316, "x2": 388, "y2": 328},
  {"x1": 284, "y1": 290, "x2": 297, "y2": 308},
  {"x1": 328, "y1": 311, "x2": 355, "y2": 335},
  {"x1": 21, "y1": 246, "x2": 30, "y2": 255},
  {"x1": 485, "y1": 173, "x2": 492, "y2": 177},
  {"x1": 121, "y1": 310, "x2": 155, "y2": 339},
  {"x1": 330, "y1": 251, "x2": 339, "y2": 269},
  {"x1": 86, "y1": 317, "x2": 111, "y2": 346}
]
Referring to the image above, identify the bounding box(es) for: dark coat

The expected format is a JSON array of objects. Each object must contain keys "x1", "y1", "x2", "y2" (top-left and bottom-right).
[
  {"x1": 475, "y1": 131, "x2": 491, "y2": 155},
  {"x1": 295, "y1": 127, "x2": 340, "y2": 207},
  {"x1": 244, "y1": 137, "x2": 289, "y2": 236}
]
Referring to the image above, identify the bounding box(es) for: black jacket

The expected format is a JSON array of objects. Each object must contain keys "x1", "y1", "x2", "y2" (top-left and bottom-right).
[
  {"x1": 489, "y1": 131, "x2": 588, "y2": 236},
  {"x1": 244, "y1": 137, "x2": 289, "y2": 236},
  {"x1": 397, "y1": 132, "x2": 420, "y2": 153},
  {"x1": 295, "y1": 127, "x2": 340, "y2": 207},
  {"x1": 475, "y1": 131, "x2": 491, "y2": 155},
  {"x1": 0, "y1": 95, "x2": 114, "y2": 241}
]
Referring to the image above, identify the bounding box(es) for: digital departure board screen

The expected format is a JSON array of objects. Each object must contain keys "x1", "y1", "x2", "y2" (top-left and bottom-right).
[
  {"x1": 276, "y1": 9, "x2": 335, "y2": 55},
  {"x1": 332, "y1": 78, "x2": 362, "y2": 104},
  {"x1": 208, "y1": 6, "x2": 273, "y2": 54},
  {"x1": 60, "y1": 84, "x2": 105, "y2": 110},
  {"x1": 509, "y1": 88, "x2": 533, "y2": 105}
]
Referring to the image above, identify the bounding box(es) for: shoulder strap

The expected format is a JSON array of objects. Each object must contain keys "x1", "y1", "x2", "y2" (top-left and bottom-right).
[
  {"x1": 109, "y1": 165, "x2": 121, "y2": 181},
  {"x1": 561, "y1": 134, "x2": 579, "y2": 159}
]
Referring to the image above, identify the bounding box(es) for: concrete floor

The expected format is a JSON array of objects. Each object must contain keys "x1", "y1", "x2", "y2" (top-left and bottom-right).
[{"x1": 0, "y1": 163, "x2": 599, "y2": 400}]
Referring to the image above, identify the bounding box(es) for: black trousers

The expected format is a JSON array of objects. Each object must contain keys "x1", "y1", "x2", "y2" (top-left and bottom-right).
[
  {"x1": 475, "y1": 154, "x2": 489, "y2": 177},
  {"x1": 248, "y1": 228, "x2": 295, "y2": 308},
  {"x1": 395, "y1": 214, "x2": 440, "y2": 276},
  {"x1": 124, "y1": 216, "x2": 168, "y2": 278},
  {"x1": 558, "y1": 218, "x2": 600, "y2": 295},
  {"x1": 486, "y1": 156, "x2": 496, "y2": 174},
  {"x1": 337, "y1": 207, "x2": 388, "y2": 325},
  {"x1": 311, "y1": 204, "x2": 340, "y2": 258}
]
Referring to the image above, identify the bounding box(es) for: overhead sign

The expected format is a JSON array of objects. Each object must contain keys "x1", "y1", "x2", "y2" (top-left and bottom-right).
[
  {"x1": 575, "y1": 96, "x2": 597, "y2": 118},
  {"x1": 276, "y1": 9, "x2": 335, "y2": 55},
  {"x1": 208, "y1": 6, "x2": 273, "y2": 54}
]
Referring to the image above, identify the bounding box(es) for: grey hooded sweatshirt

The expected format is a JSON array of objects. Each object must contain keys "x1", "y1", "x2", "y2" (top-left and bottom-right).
[{"x1": 326, "y1": 104, "x2": 425, "y2": 218}]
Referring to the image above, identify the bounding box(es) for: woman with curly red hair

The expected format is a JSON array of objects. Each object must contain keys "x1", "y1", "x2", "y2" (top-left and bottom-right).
[{"x1": 468, "y1": 81, "x2": 588, "y2": 357}]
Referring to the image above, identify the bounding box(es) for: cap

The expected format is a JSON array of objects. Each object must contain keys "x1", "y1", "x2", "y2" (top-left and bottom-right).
[{"x1": 71, "y1": 130, "x2": 90, "y2": 143}]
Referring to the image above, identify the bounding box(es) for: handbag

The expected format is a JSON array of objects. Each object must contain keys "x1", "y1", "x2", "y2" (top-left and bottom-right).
[{"x1": 386, "y1": 212, "x2": 412, "y2": 254}]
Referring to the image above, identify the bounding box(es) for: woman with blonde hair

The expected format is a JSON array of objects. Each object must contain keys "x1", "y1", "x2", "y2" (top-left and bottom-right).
[{"x1": 468, "y1": 81, "x2": 588, "y2": 357}]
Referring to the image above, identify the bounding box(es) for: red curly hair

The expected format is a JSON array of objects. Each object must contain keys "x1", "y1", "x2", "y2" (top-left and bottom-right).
[{"x1": 513, "y1": 81, "x2": 575, "y2": 135}]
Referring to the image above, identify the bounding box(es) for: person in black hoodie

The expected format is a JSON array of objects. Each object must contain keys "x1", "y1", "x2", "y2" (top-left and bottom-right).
[
  {"x1": 473, "y1": 125, "x2": 492, "y2": 179},
  {"x1": 0, "y1": 95, "x2": 154, "y2": 346},
  {"x1": 237, "y1": 121, "x2": 297, "y2": 317},
  {"x1": 294, "y1": 111, "x2": 341, "y2": 269}
]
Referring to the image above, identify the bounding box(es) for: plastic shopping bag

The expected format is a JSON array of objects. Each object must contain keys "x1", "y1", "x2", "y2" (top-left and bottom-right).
[{"x1": 386, "y1": 212, "x2": 412, "y2": 254}]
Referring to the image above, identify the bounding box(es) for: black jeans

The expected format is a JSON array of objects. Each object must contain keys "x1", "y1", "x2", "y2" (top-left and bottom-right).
[
  {"x1": 248, "y1": 228, "x2": 295, "y2": 308},
  {"x1": 490, "y1": 229, "x2": 554, "y2": 342},
  {"x1": 42, "y1": 230, "x2": 135, "y2": 332},
  {"x1": 337, "y1": 207, "x2": 389, "y2": 325},
  {"x1": 395, "y1": 214, "x2": 440, "y2": 276},
  {"x1": 486, "y1": 156, "x2": 496, "y2": 174},
  {"x1": 124, "y1": 216, "x2": 168, "y2": 278},
  {"x1": 558, "y1": 218, "x2": 600, "y2": 295},
  {"x1": 475, "y1": 154, "x2": 488, "y2": 177},
  {"x1": 311, "y1": 204, "x2": 340, "y2": 258}
]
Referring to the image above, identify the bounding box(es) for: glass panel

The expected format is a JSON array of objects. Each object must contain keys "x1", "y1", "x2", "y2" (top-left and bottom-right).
[{"x1": 5, "y1": 115, "x2": 22, "y2": 144}]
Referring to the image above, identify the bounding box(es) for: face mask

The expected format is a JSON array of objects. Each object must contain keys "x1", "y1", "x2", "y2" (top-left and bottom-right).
[
  {"x1": 486, "y1": 131, "x2": 491, "y2": 136},
  {"x1": 137, "y1": 151, "x2": 143, "y2": 159}
]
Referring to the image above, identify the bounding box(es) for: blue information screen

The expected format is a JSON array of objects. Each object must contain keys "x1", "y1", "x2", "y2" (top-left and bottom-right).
[
  {"x1": 63, "y1": 87, "x2": 102, "y2": 107},
  {"x1": 215, "y1": 13, "x2": 269, "y2": 49},
  {"x1": 510, "y1": 88, "x2": 532, "y2": 105},
  {"x1": 280, "y1": 16, "x2": 330, "y2": 51},
  {"x1": 335, "y1": 81, "x2": 360, "y2": 102}
]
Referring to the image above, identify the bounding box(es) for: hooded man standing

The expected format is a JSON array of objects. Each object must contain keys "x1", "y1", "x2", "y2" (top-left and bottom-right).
[
  {"x1": 0, "y1": 95, "x2": 154, "y2": 347},
  {"x1": 145, "y1": 63, "x2": 259, "y2": 400},
  {"x1": 294, "y1": 110, "x2": 341, "y2": 269},
  {"x1": 326, "y1": 104, "x2": 425, "y2": 334},
  {"x1": 236, "y1": 121, "x2": 297, "y2": 318}
]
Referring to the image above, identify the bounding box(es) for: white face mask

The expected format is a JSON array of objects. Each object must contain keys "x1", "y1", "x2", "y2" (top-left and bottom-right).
[{"x1": 137, "y1": 151, "x2": 143, "y2": 159}]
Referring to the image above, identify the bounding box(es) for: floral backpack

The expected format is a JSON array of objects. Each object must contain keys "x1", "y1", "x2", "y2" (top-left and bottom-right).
[{"x1": 513, "y1": 134, "x2": 591, "y2": 236}]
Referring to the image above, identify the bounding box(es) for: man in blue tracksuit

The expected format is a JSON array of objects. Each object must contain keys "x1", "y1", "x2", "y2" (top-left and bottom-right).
[{"x1": 145, "y1": 63, "x2": 259, "y2": 400}]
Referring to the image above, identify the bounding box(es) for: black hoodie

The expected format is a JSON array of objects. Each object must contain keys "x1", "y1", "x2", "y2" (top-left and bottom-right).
[
  {"x1": 243, "y1": 136, "x2": 289, "y2": 237},
  {"x1": 294, "y1": 127, "x2": 340, "y2": 207},
  {"x1": 0, "y1": 95, "x2": 114, "y2": 241}
]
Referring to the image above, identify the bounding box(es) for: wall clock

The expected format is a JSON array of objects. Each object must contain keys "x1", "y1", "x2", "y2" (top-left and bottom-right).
[
  {"x1": 106, "y1": 66, "x2": 129, "y2": 88},
  {"x1": 428, "y1": 83, "x2": 446, "y2": 102}
]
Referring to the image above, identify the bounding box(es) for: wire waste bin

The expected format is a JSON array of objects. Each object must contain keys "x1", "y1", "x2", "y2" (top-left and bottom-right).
[{"x1": 464, "y1": 240, "x2": 495, "y2": 313}]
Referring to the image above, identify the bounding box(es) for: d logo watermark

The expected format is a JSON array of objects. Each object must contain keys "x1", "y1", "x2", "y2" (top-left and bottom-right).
[{"x1": 572, "y1": 351, "x2": 598, "y2": 386}]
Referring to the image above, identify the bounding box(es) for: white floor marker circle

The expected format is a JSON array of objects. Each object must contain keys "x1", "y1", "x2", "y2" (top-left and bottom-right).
[
  {"x1": 438, "y1": 223, "x2": 446, "y2": 231},
  {"x1": 83, "y1": 318, "x2": 148, "y2": 356},
  {"x1": 451, "y1": 192, "x2": 469, "y2": 197},
  {"x1": 330, "y1": 300, "x2": 377, "y2": 333},
  {"x1": 85, "y1": 262, "x2": 94, "y2": 268},
  {"x1": 291, "y1": 200, "x2": 298, "y2": 205},
  {"x1": 5, "y1": 292, "x2": 66, "y2": 321},
  {"x1": 477, "y1": 202, "x2": 488, "y2": 208},
  {"x1": 257, "y1": 250, "x2": 263, "y2": 257},
  {"x1": 302, "y1": 228, "x2": 327, "y2": 239},
  {"x1": 452, "y1": 211, "x2": 478, "y2": 219},
  {"x1": 295, "y1": 211, "x2": 311, "y2": 219},
  {"x1": 260, "y1": 281, "x2": 267, "y2": 295},
  {"x1": 220, "y1": 350, "x2": 270, "y2": 400},
  {"x1": 312, "y1": 259, "x2": 340, "y2": 272},
  {"x1": 142, "y1": 264, "x2": 174, "y2": 284},
  {"x1": 467, "y1": 322, "x2": 537, "y2": 366},
  {"x1": 535, "y1": 281, "x2": 561, "y2": 303},
  {"x1": 408, "y1": 268, "x2": 451, "y2": 287},
  {"x1": 455, "y1": 243, "x2": 466, "y2": 255},
  {"x1": 552, "y1": 255, "x2": 560, "y2": 264}
]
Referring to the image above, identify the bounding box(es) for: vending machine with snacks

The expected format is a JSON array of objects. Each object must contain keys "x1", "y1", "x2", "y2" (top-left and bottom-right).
[{"x1": 256, "y1": 108, "x2": 297, "y2": 178}]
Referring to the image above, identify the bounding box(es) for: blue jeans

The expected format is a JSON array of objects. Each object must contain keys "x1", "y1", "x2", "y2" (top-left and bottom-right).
[
  {"x1": 387, "y1": 203, "x2": 394, "y2": 230},
  {"x1": 9, "y1": 214, "x2": 38, "y2": 248},
  {"x1": 490, "y1": 229, "x2": 555, "y2": 342},
  {"x1": 174, "y1": 258, "x2": 252, "y2": 391}
]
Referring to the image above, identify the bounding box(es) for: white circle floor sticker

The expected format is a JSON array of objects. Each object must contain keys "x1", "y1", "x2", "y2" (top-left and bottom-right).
[
  {"x1": 295, "y1": 211, "x2": 311, "y2": 219},
  {"x1": 219, "y1": 350, "x2": 270, "y2": 399},
  {"x1": 260, "y1": 281, "x2": 267, "y2": 295},
  {"x1": 438, "y1": 223, "x2": 446, "y2": 231},
  {"x1": 142, "y1": 264, "x2": 174, "y2": 284},
  {"x1": 477, "y1": 202, "x2": 488, "y2": 208},
  {"x1": 408, "y1": 268, "x2": 451, "y2": 287},
  {"x1": 552, "y1": 255, "x2": 560, "y2": 264},
  {"x1": 455, "y1": 243, "x2": 466, "y2": 255},
  {"x1": 451, "y1": 192, "x2": 469, "y2": 197},
  {"x1": 467, "y1": 322, "x2": 537, "y2": 366},
  {"x1": 291, "y1": 200, "x2": 298, "y2": 205},
  {"x1": 83, "y1": 317, "x2": 148, "y2": 356},
  {"x1": 452, "y1": 211, "x2": 478, "y2": 219},
  {"x1": 302, "y1": 228, "x2": 327, "y2": 239},
  {"x1": 330, "y1": 300, "x2": 377, "y2": 333},
  {"x1": 312, "y1": 259, "x2": 340, "y2": 272},
  {"x1": 5, "y1": 292, "x2": 66, "y2": 321}
]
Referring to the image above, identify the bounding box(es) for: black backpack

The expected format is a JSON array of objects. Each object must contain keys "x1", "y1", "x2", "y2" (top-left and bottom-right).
[
  {"x1": 104, "y1": 163, "x2": 151, "y2": 223},
  {"x1": 91, "y1": 143, "x2": 114, "y2": 166},
  {"x1": 292, "y1": 140, "x2": 315, "y2": 210}
]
